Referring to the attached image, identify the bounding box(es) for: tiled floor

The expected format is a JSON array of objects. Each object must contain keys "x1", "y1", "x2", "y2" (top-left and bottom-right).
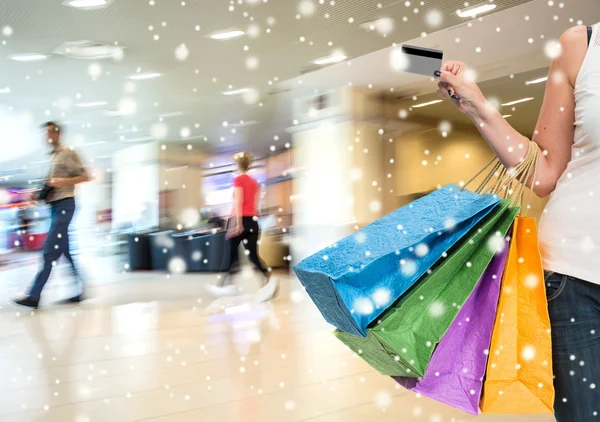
[{"x1": 0, "y1": 255, "x2": 556, "y2": 422}]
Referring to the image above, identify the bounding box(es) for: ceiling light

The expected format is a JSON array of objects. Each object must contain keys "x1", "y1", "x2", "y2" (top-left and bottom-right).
[
  {"x1": 67, "y1": 0, "x2": 107, "y2": 7},
  {"x1": 502, "y1": 114, "x2": 512, "y2": 118},
  {"x1": 313, "y1": 54, "x2": 347, "y2": 65},
  {"x1": 159, "y1": 111, "x2": 184, "y2": 118},
  {"x1": 128, "y1": 72, "x2": 161, "y2": 80},
  {"x1": 210, "y1": 30, "x2": 245, "y2": 40},
  {"x1": 9, "y1": 54, "x2": 48, "y2": 62},
  {"x1": 54, "y1": 40, "x2": 123, "y2": 60},
  {"x1": 120, "y1": 136, "x2": 153, "y2": 143},
  {"x1": 75, "y1": 101, "x2": 108, "y2": 107},
  {"x1": 0, "y1": 87, "x2": 10, "y2": 94},
  {"x1": 501, "y1": 97, "x2": 534, "y2": 106},
  {"x1": 412, "y1": 99, "x2": 443, "y2": 108},
  {"x1": 457, "y1": 3, "x2": 497, "y2": 18},
  {"x1": 231, "y1": 120, "x2": 259, "y2": 127},
  {"x1": 222, "y1": 88, "x2": 249, "y2": 95},
  {"x1": 525, "y1": 76, "x2": 548, "y2": 85}
]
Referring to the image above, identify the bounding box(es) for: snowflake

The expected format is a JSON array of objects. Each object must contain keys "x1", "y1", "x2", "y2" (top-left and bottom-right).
[
  {"x1": 372, "y1": 288, "x2": 391, "y2": 307},
  {"x1": 175, "y1": 43, "x2": 189, "y2": 61},
  {"x1": 415, "y1": 243, "x2": 429, "y2": 257},
  {"x1": 390, "y1": 48, "x2": 410, "y2": 72},
  {"x1": 425, "y1": 9, "x2": 443, "y2": 27},
  {"x1": 524, "y1": 273, "x2": 540, "y2": 288},
  {"x1": 375, "y1": 391, "x2": 392, "y2": 407},
  {"x1": 521, "y1": 345, "x2": 536, "y2": 361},
  {"x1": 400, "y1": 259, "x2": 417, "y2": 276},
  {"x1": 168, "y1": 258, "x2": 187, "y2": 274},
  {"x1": 298, "y1": 0, "x2": 315, "y2": 16},
  {"x1": 369, "y1": 200, "x2": 382, "y2": 212},
  {"x1": 429, "y1": 301, "x2": 445, "y2": 317},
  {"x1": 544, "y1": 39, "x2": 562, "y2": 59},
  {"x1": 354, "y1": 298, "x2": 374, "y2": 315}
]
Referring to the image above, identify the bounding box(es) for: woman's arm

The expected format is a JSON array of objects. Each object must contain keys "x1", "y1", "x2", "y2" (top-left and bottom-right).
[
  {"x1": 255, "y1": 189, "x2": 261, "y2": 217},
  {"x1": 438, "y1": 25, "x2": 588, "y2": 197},
  {"x1": 234, "y1": 186, "x2": 243, "y2": 228}
]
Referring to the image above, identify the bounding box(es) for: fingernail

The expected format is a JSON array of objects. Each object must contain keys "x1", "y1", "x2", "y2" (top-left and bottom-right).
[{"x1": 434, "y1": 70, "x2": 441, "y2": 78}]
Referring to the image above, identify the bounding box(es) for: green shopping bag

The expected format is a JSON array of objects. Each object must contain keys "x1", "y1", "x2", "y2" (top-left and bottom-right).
[{"x1": 335, "y1": 199, "x2": 518, "y2": 377}]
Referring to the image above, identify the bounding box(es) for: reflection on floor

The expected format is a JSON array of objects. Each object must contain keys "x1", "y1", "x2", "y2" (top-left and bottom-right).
[{"x1": 0, "y1": 256, "x2": 556, "y2": 422}]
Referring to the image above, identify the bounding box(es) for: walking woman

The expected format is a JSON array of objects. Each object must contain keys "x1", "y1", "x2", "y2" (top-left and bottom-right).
[
  {"x1": 208, "y1": 152, "x2": 278, "y2": 300},
  {"x1": 438, "y1": 24, "x2": 599, "y2": 421}
]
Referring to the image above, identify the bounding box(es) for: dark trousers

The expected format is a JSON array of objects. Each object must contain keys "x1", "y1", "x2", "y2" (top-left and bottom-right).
[
  {"x1": 29, "y1": 198, "x2": 83, "y2": 301},
  {"x1": 544, "y1": 271, "x2": 600, "y2": 421},
  {"x1": 221, "y1": 216, "x2": 269, "y2": 284}
]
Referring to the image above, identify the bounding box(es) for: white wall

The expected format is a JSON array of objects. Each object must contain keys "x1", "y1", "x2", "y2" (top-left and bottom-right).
[{"x1": 112, "y1": 142, "x2": 159, "y2": 230}]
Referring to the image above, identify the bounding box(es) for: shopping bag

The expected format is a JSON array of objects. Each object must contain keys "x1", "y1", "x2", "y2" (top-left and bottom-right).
[
  {"x1": 334, "y1": 200, "x2": 516, "y2": 376},
  {"x1": 392, "y1": 228, "x2": 511, "y2": 415},
  {"x1": 480, "y1": 216, "x2": 554, "y2": 414},
  {"x1": 293, "y1": 184, "x2": 500, "y2": 337}
]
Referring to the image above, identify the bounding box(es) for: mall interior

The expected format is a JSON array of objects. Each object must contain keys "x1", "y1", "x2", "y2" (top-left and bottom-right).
[{"x1": 1, "y1": 0, "x2": 598, "y2": 421}]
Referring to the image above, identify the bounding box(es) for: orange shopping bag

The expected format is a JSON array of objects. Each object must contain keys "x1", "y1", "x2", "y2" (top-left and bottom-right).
[{"x1": 480, "y1": 215, "x2": 554, "y2": 414}]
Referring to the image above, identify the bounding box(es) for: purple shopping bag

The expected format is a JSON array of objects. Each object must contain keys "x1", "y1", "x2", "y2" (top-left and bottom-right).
[{"x1": 393, "y1": 232, "x2": 510, "y2": 415}]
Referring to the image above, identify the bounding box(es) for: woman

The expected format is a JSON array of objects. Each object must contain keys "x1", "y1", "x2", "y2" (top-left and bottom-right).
[
  {"x1": 439, "y1": 24, "x2": 599, "y2": 421},
  {"x1": 211, "y1": 152, "x2": 277, "y2": 300}
]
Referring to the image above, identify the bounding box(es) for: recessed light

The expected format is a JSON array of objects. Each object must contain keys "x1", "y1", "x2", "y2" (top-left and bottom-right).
[
  {"x1": 222, "y1": 88, "x2": 249, "y2": 95},
  {"x1": 120, "y1": 136, "x2": 153, "y2": 143},
  {"x1": 75, "y1": 101, "x2": 108, "y2": 107},
  {"x1": 210, "y1": 30, "x2": 245, "y2": 40},
  {"x1": 66, "y1": 0, "x2": 107, "y2": 7},
  {"x1": 412, "y1": 100, "x2": 443, "y2": 108},
  {"x1": 54, "y1": 40, "x2": 123, "y2": 60},
  {"x1": 159, "y1": 111, "x2": 185, "y2": 119},
  {"x1": 525, "y1": 76, "x2": 548, "y2": 85},
  {"x1": 0, "y1": 87, "x2": 10, "y2": 94},
  {"x1": 231, "y1": 120, "x2": 260, "y2": 127},
  {"x1": 9, "y1": 54, "x2": 48, "y2": 62},
  {"x1": 457, "y1": 3, "x2": 497, "y2": 18},
  {"x1": 501, "y1": 97, "x2": 534, "y2": 106},
  {"x1": 128, "y1": 72, "x2": 161, "y2": 80},
  {"x1": 313, "y1": 54, "x2": 347, "y2": 65}
]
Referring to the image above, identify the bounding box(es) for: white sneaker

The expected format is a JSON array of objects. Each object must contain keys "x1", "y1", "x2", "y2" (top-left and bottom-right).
[
  {"x1": 205, "y1": 283, "x2": 239, "y2": 297},
  {"x1": 255, "y1": 277, "x2": 279, "y2": 302}
]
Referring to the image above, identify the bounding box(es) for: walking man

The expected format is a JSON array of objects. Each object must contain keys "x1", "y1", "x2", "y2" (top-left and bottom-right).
[{"x1": 14, "y1": 122, "x2": 90, "y2": 309}]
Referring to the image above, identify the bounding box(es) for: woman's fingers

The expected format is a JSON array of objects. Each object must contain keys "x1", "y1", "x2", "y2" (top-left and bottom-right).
[
  {"x1": 441, "y1": 61, "x2": 466, "y2": 76},
  {"x1": 437, "y1": 82, "x2": 451, "y2": 99}
]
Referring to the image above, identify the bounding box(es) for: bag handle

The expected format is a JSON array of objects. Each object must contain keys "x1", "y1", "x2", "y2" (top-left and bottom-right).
[{"x1": 462, "y1": 141, "x2": 541, "y2": 215}]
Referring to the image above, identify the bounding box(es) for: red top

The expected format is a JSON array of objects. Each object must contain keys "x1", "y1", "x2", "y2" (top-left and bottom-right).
[{"x1": 233, "y1": 174, "x2": 259, "y2": 216}]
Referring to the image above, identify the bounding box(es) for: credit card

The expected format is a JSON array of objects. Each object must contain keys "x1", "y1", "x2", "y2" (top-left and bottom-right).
[{"x1": 400, "y1": 44, "x2": 443, "y2": 78}]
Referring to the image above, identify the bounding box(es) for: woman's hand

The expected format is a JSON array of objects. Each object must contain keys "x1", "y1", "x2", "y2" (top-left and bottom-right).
[
  {"x1": 226, "y1": 219, "x2": 243, "y2": 239},
  {"x1": 437, "y1": 61, "x2": 487, "y2": 115}
]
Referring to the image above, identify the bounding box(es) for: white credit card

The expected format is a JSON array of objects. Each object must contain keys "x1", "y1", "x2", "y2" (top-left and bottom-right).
[{"x1": 400, "y1": 44, "x2": 444, "y2": 78}]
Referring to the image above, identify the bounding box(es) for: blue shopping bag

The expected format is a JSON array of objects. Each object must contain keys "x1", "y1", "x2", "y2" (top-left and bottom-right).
[{"x1": 293, "y1": 184, "x2": 500, "y2": 336}]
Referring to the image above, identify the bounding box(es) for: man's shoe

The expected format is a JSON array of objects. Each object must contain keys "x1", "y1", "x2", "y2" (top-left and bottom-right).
[
  {"x1": 13, "y1": 296, "x2": 39, "y2": 309},
  {"x1": 56, "y1": 295, "x2": 85, "y2": 305}
]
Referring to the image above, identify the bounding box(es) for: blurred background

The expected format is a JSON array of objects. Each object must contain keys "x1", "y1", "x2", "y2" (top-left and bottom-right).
[{"x1": 1, "y1": 0, "x2": 599, "y2": 421}]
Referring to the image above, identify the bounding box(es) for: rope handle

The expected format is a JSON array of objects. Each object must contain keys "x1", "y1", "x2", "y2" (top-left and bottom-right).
[{"x1": 461, "y1": 141, "x2": 541, "y2": 215}]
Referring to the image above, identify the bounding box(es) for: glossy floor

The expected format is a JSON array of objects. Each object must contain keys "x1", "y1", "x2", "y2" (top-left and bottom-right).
[{"x1": 0, "y1": 255, "x2": 556, "y2": 422}]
